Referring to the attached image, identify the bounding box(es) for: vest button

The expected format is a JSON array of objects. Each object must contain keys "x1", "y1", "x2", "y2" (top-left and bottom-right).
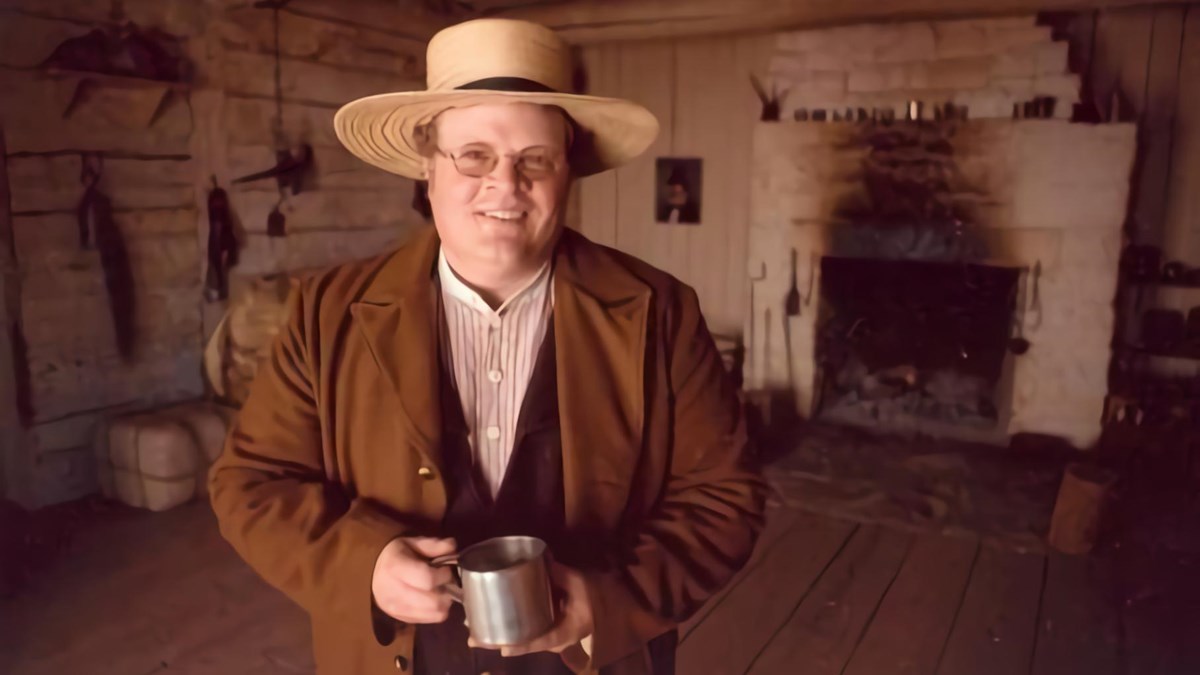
[
  {"x1": 394, "y1": 654, "x2": 409, "y2": 670},
  {"x1": 417, "y1": 467, "x2": 435, "y2": 480}
]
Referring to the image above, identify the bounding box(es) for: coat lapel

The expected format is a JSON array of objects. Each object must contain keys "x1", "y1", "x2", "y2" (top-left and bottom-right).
[
  {"x1": 347, "y1": 226, "x2": 651, "y2": 532},
  {"x1": 349, "y1": 227, "x2": 443, "y2": 471},
  {"x1": 554, "y1": 230, "x2": 651, "y2": 533}
]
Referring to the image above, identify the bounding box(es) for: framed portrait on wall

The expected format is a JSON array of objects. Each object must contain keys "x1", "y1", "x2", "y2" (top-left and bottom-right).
[{"x1": 656, "y1": 157, "x2": 702, "y2": 225}]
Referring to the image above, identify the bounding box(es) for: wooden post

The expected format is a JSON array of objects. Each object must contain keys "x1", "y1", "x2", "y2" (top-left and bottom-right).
[
  {"x1": 0, "y1": 124, "x2": 30, "y2": 505},
  {"x1": 1047, "y1": 462, "x2": 1117, "y2": 555}
]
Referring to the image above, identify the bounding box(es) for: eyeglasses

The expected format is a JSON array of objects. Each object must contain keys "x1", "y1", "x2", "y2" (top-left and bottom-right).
[{"x1": 438, "y1": 144, "x2": 563, "y2": 181}]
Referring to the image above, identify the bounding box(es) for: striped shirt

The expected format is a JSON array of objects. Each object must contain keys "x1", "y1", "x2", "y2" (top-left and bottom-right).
[{"x1": 437, "y1": 250, "x2": 554, "y2": 498}]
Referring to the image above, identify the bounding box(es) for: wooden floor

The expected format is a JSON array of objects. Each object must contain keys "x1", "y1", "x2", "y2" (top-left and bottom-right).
[{"x1": 1, "y1": 501, "x2": 1194, "y2": 675}]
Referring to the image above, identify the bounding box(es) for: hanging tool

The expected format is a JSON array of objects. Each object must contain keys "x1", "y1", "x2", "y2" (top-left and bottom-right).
[
  {"x1": 749, "y1": 73, "x2": 786, "y2": 122},
  {"x1": 204, "y1": 176, "x2": 239, "y2": 301},
  {"x1": 748, "y1": 262, "x2": 766, "y2": 386},
  {"x1": 77, "y1": 153, "x2": 136, "y2": 360},
  {"x1": 783, "y1": 312, "x2": 795, "y2": 395},
  {"x1": 786, "y1": 248, "x2": 801, "y2": 316},
  {"x1": 267, "y1": 196, "x2": 287, "y2": 238},
  {"x1": 230, "y1": 0, "x2": 310, "y2": 236},
  {"x1": 763, "y1": 307, "x2": 773, "y2": 389},
  {"x1": 231, "y1": 143, "x2": 313, "y2": 194},
  {"x1": 77, "y1": 153, "x2": 102, "y2": 249},
  {"x1": 1028, "y1": 259, "x2": 1043, "y2": 330}
]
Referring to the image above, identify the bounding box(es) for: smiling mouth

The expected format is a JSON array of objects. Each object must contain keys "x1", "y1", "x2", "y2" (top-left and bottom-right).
[{"x1": 478, "y1": 210, "x2": 527, "y2": 223}]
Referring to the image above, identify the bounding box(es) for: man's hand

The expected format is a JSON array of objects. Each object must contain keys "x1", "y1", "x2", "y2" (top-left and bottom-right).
[
  {"x1": 489, "y1": 560, "x2": 594, "y2": 662},
  {"x1": 372, "y1": 537, "x2": 457, "y2": 624}
]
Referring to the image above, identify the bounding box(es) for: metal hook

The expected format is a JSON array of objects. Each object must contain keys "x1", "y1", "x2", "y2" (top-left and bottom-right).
[
  {"x1": 1027, "y1": 259, "x2": 1043, "y2": 330},
  {"x1": 79, "y1": 152, "x2": 103, "y2": 186}
]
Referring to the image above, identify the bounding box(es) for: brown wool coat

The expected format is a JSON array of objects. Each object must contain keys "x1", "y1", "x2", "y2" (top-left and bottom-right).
[{"x1": 208, "y1": 225, "x2": 766, "y2": 675}]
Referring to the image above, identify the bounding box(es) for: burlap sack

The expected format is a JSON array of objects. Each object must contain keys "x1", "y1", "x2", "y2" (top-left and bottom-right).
[{"x1": 203, "y1": 273, "x2": 298, "y2": 407}]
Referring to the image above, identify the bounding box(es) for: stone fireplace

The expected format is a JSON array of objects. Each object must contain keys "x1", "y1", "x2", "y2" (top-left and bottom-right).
[
  {"x1": 815, "y1": 256, "x2": 1022, "y2": 439},
  {"x1": 745, "y1": 119, "x2": 1136, "y2": 448}
]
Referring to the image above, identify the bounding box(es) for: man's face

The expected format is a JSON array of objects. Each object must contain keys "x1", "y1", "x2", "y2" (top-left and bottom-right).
[
  {"x1": 667, "y1": 183, "x2": 688, "y2": 207},
  {"x1": 425, "y1": 103, "x2": 571, "y2": 280}
]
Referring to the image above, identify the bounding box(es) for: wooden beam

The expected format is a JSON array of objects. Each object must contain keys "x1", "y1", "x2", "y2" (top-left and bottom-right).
[
  {"x1": 0, "y1": 124, "x2": 31, "y2": 505},
  {"x1": 487, "y1": 0, "x2": 1198, "y2": 44},
  {"x1": 283, "y1": 0, "x2": 451, "y2": 40}
]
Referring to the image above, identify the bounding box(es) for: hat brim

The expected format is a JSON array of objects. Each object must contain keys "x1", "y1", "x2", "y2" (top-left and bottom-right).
[{"x1": 334, "y1": 90, "x2": 660, "y2": 180}]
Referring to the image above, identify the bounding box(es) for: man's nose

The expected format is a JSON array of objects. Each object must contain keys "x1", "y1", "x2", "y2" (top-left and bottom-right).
[{"x1": 484, "y1": 158, "x2": 524, "y2": 191}]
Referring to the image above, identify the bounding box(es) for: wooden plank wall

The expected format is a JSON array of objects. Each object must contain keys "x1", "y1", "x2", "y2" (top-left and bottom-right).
[
  {"x1": 578, "y1": 36, "x2": 774, "y2": 336},
  {"x1": 216, "y1": 0, "x2": 432, "y2": 283},
  {"x1": 0, "y1": 0, "x2": 440, "y2": 505},
  {"x1": 1064, "y1": 4, "x2": 1199, "y2": 369},
  {"x1": 1073, "y1": 4, "x2": 1198, "y2": 262}
]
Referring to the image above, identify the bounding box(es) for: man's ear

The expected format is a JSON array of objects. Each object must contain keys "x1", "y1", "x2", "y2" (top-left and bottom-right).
[{"x1": 422, "y1": 159, "x2": 435, "y2": 187}]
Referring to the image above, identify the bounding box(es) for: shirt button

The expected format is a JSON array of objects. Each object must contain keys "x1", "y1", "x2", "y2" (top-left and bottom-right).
[
  {"x1": 488, "y1": 369, "x2": 503, "y2": 383},
  {"x1": 417, "y1": 467, "x2": 435, "y2": 480},
  {"x1": 485, "y1": 426, "x2": 501, "y2": 441},
  {"x1": 394, "y1": 654, "x2": 409, "y2": 671}
]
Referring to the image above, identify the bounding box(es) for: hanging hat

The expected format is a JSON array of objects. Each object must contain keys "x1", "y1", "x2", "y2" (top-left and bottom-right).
[{"x1": 334, "y1": 18, "x2": 659, "y2": 179}]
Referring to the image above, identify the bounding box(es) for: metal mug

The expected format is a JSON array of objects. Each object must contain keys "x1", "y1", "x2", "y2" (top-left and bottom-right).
[{"x1": 431, "y1": 535, "x2": 556, "y2": 647}]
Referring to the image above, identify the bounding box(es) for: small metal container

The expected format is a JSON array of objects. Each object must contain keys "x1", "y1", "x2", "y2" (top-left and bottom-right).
[{"x1": 432, "y1": 536, "x2": 556, "y2": 647}]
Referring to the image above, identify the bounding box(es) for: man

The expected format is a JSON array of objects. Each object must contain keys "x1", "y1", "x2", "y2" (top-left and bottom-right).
[
  {"x1": 208, "y1": 18, "x2": 764, "y2": 675},
  {"x1": 657, "y1": 165, "x2": 700, "y2": 225}
]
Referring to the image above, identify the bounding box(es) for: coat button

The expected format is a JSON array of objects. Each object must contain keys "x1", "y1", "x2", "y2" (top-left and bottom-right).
[
  {"x1": 417, "y1": 466, "x2": 435, "y2": 480},
  {"x1": 394, "y1": 654, "x2": 409, "y2": 670}
]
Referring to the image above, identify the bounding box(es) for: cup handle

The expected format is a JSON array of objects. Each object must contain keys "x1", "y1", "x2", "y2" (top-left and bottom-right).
[{"x1": 429, "y1": 554, "x2": 464, "y2": 604}]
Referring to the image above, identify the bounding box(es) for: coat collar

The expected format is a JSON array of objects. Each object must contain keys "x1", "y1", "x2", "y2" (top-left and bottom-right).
[
  {"x1": 350, "y1": 226, "x2": 650, "y2": 531},
  {"x1": 355, "y1": 225, "x2": 649, "y2": 306}
]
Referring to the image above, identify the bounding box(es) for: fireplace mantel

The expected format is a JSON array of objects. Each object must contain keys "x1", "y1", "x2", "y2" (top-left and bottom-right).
[{"x1": 746, "y1": 119, "x2": 1136, "y2": 447}]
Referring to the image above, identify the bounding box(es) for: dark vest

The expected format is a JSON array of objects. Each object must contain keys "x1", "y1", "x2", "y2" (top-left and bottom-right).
[
  {"x1": 414, "y1": 285, "x2": 677, "y2": 675},
  {"x1": 414, "y1": 293, "x2": 571, "y2": 675}
]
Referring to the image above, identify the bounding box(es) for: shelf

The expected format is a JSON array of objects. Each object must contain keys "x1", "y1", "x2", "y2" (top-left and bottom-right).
[
  {"x1": 1124, "y1": 278, "x2": 1200, "y2": 290},
  {"x1": 1119, "y1": 344, "x2": 1200, "y2": 361},
  {"x1": 40, "y1": 67, "x2": 190, "y2": 88},
  {"x1": 38, "y1": 68, "x2": 191, "y2": 127}
]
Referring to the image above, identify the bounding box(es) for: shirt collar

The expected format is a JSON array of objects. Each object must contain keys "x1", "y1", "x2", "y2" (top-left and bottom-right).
[{"x1": 437, "y1": 248, "x2": 552, "y2": 316}]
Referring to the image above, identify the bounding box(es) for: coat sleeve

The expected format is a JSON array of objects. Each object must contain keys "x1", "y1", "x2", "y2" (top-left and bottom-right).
[
  {"x1": 207, "y1": 282, "x2": 403, "y2": 638},
  {"x1": 583, "y1": 284, "x2": 767, "y2": 669}
]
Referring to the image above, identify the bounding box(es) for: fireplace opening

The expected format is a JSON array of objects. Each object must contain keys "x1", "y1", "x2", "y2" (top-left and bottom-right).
[{"x1": 814, "y1": 256, "x2": 1022, "y2": 436}]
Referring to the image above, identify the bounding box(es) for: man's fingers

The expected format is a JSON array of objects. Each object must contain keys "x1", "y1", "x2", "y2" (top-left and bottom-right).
[
  {"x1": 385, "y1": 553, "x2": 453, "y2": 591},
  {"x1": 500, "y1": 626, "x2": 563, "y2": 657},
  {"x1": 377, "y1": 578, "x2": 453, "y2": 614},
  {"x1": 397, "y1": 582, "x2": 453, "y2": 614},
  {"x1": 387, "y1": 604, "x2": 449, "y2": 624},
  {"x1": 408, "y1": 537, "x2": 457, "y2": 559},
  {"x1": 377, "y1": 587, "x2": 453, "y2": 624}
]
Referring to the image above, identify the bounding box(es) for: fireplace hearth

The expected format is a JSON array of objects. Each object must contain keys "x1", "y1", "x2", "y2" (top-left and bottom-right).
[{"x1": 814, "y1": 256, "x2": 1022, "y2": 437}]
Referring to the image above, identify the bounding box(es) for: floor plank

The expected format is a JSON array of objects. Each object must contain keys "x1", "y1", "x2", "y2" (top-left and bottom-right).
[
  {"x1": 1030, "y1": 552, "x2": 1120, "y2": 675},
  {"x1": 841, "y1": 533, "x2": 980, "y2": 675},
  {"x1": 0, "y1": 503, "x2": 312, "y2": 675},
  {"x1": 680, "y1": 505, "x2": 800, "y2": 639},
  {"x1": 935, "y1": 546, "x2": 1045, "y2": 675},
  {"x1": 677, "y1": 513, "x2": 858, "y2": 675},
  {"x1": 746, "y1": 524, "x2": 912, "y2": 675}
]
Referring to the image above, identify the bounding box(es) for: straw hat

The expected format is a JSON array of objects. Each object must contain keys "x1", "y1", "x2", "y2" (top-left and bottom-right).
[{"x1": 334, "y1": 18, "x2": 660, "y2": 179}]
